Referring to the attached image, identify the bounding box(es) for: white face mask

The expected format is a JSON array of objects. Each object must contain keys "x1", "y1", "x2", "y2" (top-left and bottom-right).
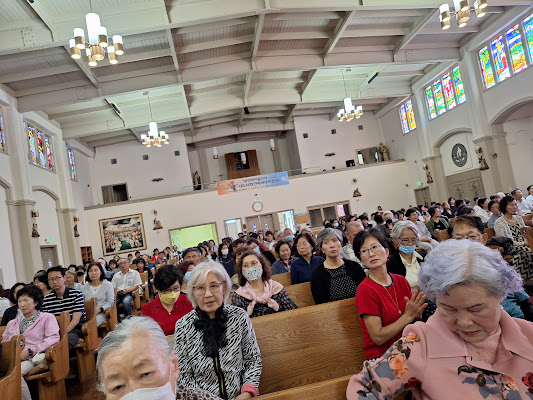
[
  {"x1": 120, "y1": 382, "x2": 175, "y2": 400},
  {"x1": 221, "y1": 249, "x2": 229, "y2": 256}
]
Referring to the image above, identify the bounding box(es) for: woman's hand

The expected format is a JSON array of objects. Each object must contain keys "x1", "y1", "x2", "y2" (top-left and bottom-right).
[
  {"x1": 20, "y1": 349, "x2": 30, "y2": 361},
  {"x1": 404, "y1": 291, "x2": 427, "y2": 320},
  {"x1": 422, "y1": 236, "x2": 432, "y2": 243},
  {"x1": 235, "y1": 393, "x2": 253, "y2": 400}
]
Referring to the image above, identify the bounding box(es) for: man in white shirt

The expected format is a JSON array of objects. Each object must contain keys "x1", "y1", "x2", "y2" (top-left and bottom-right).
[
  {"x1": 112, "y1": 258, "x2": 142, "y2": 317},
  {"x1": 340, "y1": 221, "x2": 365, "y2": 268},
  {"x1": 475, "y1": 197, "x2": 491, "y2": 223},
  {"x1": 512, "y1": 188, "x2": 532, "y2": 215},
  {"x1": 525, "y1": 185, "x2": 533, "y2": 208}
]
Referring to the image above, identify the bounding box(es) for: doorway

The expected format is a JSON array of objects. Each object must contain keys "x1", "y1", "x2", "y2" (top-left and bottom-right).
[
  {"x1": 41, "y1": 246, "x2": 59, "y2": 270},
  {"x1": 224, "y1": 218, "x2": 243, "y2": 239},
  {"x1": 446, "y1": 169, "x2": 485, "y2": 201},
  {"x1": 277, "y1": 210, "x2": 296, "y2": 233},
  {"x1": 414, "y1": 187, "x2": 431, "y2": 207},
  {"x1": 245, "y1": 214, "x2": 275, "y2": 234}
]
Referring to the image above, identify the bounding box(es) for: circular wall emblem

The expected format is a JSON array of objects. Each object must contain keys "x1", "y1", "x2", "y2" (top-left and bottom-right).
[{"x1": 451, "y1": 143, "x2": 468, "y2": 167}]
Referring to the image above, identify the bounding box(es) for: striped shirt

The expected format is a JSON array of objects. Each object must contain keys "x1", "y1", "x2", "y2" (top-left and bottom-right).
[{"x1": 42, "y1": 287, "x2": 86, "y2": 328}]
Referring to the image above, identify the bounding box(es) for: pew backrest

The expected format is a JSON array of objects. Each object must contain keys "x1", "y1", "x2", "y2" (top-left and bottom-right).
[
  {"x1": 434, "y1": 229, "x2": 450, "y2": 242},
  {"x1": 521, "y1": 226, "x2": 533, "y2": 250},
  {"x1": 251, "y1": 298, "x2": 365, "y2": 394},
  {"x1": 272, "y1": 272, "x2": 291, "y2": 287},
  {"x1": 283, "y1": 282, "x2": 314, "y2": 308},
  {"x1": 0, "y1": 334, "x2": 25, "y2": 399},
  {"x1": 486, "y1": 227, "x2": 495, "y2": 239}
]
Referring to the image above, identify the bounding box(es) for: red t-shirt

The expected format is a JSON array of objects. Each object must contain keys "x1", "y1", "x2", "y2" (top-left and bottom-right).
[
  {"x1": 354, "y1": 274, "x2": 412, "y2": 359},
  {"x1": 141, "y1": 295, "x2": 194, "y2": 336}
]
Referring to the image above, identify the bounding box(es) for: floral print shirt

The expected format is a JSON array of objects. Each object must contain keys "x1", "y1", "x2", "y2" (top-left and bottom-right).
[{"x1": 346, "y1": 310, "x2": 533, "y2": 399}]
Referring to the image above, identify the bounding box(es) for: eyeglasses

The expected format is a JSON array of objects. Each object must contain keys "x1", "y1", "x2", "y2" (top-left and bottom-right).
[
  {"x1": 243, "y1": 260, "x2": 260, "y2": 269},
  {"x1": 161, "y1": 287, "x2": 180, "y2": 295},
  {"x1": 193, "y1": 282, "x2": 224, "y2": 295},
  {"x1": 360, "y1": 244, "x2": 383, "y2": 257},
  {"x1": 453, "y1": 234, "x2": 481, "y2": 241},
  {"x1": 48, "y1": 277, "x2": 63, "y2": 282},
  {"x1": 398, "y1": 238, "x2": 418, "y2": 245}
]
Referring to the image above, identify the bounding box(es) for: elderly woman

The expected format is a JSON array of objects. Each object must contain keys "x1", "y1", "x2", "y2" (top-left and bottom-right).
[
  {"x1": 0, "y1": 282, "x2": 26, "y2": 326},
  {"x1": 65, "y1": 270, "x2": 83, "y2": 290},
  {"x1": 346, "y1": 239, "x2": 532, "y2": 399},
  {"x1": 174, "y1": 261, "x2": 262, "y2": 400},
  {"x1": 441, "y1": 201, "x2": 455, "y2": 219},
  {"x1": 2, "y1": 285, "x2": 60, "y2": 400},
  {"x1": 33, "y1": 272, "x2": 52, "y2": 297},
  {"x1": 310, "y1": 228, "x2": 366, "y2": 304},
  {"x1": 97, "y1": 316, "x2": 222, "y2": 400},
  {"x1": 142, "y1": 265, "x2": 193, "y2": 335},
  {"x1": 495, "y1": 195, "x2": 533, "y2": 280},
  {"x1": 353, "y1": 229, "x2": 427, "y2": 360},
  {"x1": 290, "y1": 232, "x2": 325, "y2": 284},
  {"x1": 271, "y1": 240, "x2": 295, "y2": 274},
  {"x1": 487, "y1": 200, "x2": 502, "y2": 228},
  {"x1": 81, "y1": 262, "x2": 115, "y2": 327},
  {"x1": 425, "y1": 206, "x2": 449, "y2": 240},
  {"x1": 406, "y1": 208, "x2": 438, "y2": 253},
  {"x1": 232, "y1": 250, "x2": 297, "y2": 317}
]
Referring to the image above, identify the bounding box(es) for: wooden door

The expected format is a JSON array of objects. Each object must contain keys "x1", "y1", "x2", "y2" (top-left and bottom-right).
[
  {"x1": 225, "y1": 150, "x2": 260, "y2": 179},
  {"x1": 414, "y1": 187, "x2": 431, "y2": 207}
]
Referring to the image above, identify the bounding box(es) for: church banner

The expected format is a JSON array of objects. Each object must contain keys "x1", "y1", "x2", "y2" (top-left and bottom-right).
[{"x1": 217, "y1": 171, "x2": 289, "y2": 195}]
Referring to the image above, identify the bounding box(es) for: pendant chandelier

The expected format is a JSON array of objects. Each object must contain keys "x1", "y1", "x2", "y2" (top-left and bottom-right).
[
  {"x1": 337, "y1": 69, "x2": 363, "y2": 122},
  {"x1": 439, "y1": 0, "x2": 488, "y2": 30},
  {"x1": 69, "y1": 0, "x2": 124, "y2": 66},
  {"x1": 140, "y1": 92, "x2": 169, "y2": 147}
]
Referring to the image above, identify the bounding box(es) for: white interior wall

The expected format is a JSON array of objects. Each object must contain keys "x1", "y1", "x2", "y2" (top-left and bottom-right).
[
  {"x1": 438, "y1": 131, "x2": 477, "y2": 176},
  {"x1": 33, "y1": 190, "x2": 63, "y2": 267},
  {"x1": 293, "y1": 114, "x2": 382, "y2": 171},
  {"x1": 284, "y1": 130, "x2": 302, "y2": 172},
  {"x1": 0, "y1": 187, "x2": 16, "y2": 287},
  {"x1": 82, "y1": 161, "x2": 412, "y2": 260},
  {"x1": 503, "y1": 116, "x2": 533, "y2": 190},
  {"x1": 88, "y1": 134, "x2": 191, "y2": 204}
]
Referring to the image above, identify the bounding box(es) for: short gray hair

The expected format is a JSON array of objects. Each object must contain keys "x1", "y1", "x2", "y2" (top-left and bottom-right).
[
  {"x1": 419, "y1": 240, "x2": 523, "y2": 302},
  {"x1": 186, "y1": 260, "x2": 232, "y2": 308},
  {"x1": 276, "y1": 231, "x2": 284, "y2": 239},
  {"x1": 96, "y1": 316, "x2": 170, "y2": 393},
  {"x1": 317, "y1": 228, "x2": 343, "y2": 249},
  {"x1": 118, "y1": 258, "x2": 129, "y2": 266},
  {"x1": 391, "y1": 221, "x2": 420, "y2": 241}
]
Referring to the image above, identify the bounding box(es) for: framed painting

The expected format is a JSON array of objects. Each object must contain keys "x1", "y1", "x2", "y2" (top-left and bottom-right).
[{"x1": 99, "y1": 213, "x2": 146, "y2": 256}]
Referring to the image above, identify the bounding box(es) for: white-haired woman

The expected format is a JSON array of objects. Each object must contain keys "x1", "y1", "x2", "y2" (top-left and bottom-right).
[
  {"x1": 346, "y1": 239, "x2": 532, "y2": 400},
  {"x1": 310, "y1": 228, "x2": 366, "y2": 304},
  {"x1": 174, "y1": 261, "x2": 262, "y2": 400},
  {"x1": 96, "y1": 316, "x2": 222, "y2": 400}
]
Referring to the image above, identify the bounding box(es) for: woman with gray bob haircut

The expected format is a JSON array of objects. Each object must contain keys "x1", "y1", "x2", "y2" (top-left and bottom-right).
[
  {"x1": 347, "y1": 239, "x2": 533, "y2": 399},
  {"x1": 96, "y1": 316, "x2": 221, "y2": 399},
  {"x1": 175, "y1": 260, "x2": 262, "y2": 400}
]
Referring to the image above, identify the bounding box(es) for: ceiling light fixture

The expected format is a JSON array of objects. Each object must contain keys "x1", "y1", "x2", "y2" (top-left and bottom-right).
[
  {"x1": 440, "y1": 0, "x2": 488, "y2": 30},
  {"x1": 70, "y1": 0, "x2": 124, "y2": 66},
  {"x1": 337, "y1": 69, "x2": 363, "y2": 122},
  {"x1": 140, "y1": 92, "x2": 169, "y2": 147}
]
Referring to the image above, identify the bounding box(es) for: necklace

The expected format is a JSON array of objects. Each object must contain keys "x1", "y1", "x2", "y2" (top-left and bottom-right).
[{"x1": 371, "y1": 274, "x2": 402, "y2": 316}]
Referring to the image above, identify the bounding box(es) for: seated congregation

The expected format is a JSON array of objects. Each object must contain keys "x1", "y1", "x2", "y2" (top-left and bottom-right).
[{"x1": 2, "y1": 188, "x2": 533, "y2": 400}]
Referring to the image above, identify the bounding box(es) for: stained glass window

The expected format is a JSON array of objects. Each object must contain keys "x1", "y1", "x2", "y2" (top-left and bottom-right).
[
  {"x1": 491, "y1": 36, "x2": 511, "y2": 82},
  {"x1": 478, "y1": 46, "x2": 496, "y2": 89},
  {"x1": 0, "y1": 111, "x2": 5, "y2": 153},
  {"x1": 506, "y1": 24, "x2": 527, "y2": 73},
  {"x1": 67, "y1": 148, "x2": 77, "y2": 181},
  {"x1": 405, "y1": 100, "x2": 416, "y2": 131},
  {"x1": 442, "y1": 72, "x2": 457, "y2": 110},
  {"x1": 452, "y1": 67, "x2": 466, "y2": 104},
  {"x1": 425, "y1": 86, "x2": 437, "y2": 120},
  {"x1": 28, "y1": 125, "x2": 38, "y2": 165},
  {"x1": 26, "y1": 122, "x2": 54, "y2": 171},
  {"x1": 399, "y1": 104, "x2": 409, "y2": 134},
  {"x1": 523, "y1": 13, "x2": 533, "y2": 63},
  {"x1": 433, "y1": 80, "x2": 446, "y2": 115}
]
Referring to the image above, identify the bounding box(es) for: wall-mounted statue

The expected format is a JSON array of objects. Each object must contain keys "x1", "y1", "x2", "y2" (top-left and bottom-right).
[
  {"x1": 378, "y1": 143, "x2": 390, "y2": 161},
  {"x1": 479, "y1": 156, "x2": 489, "y2": 170},
  {"x1": 426, "y1": 171, "x2": 433, "y2": 184},
  {"x1": 353, "y1": 188, "x2": 362, "y2": 197}
]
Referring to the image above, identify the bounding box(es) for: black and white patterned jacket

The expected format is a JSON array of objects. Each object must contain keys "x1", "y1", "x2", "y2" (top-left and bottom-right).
[{"x1": 174, "y1": 304, "x2": 262, "y2": 400}]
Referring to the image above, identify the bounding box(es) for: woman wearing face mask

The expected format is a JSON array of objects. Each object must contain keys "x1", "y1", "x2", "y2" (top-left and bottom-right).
[
  {"x1": 247, "y1": 238, "x2": 276, "y2": 266},
  {"x1": 177, "y1": 261, "x2": 196, "y2": 295},
  {"x1": 218, "y1": 242, "x2": 234, "y2": 277},
  {"x1": 232, "y1": 250, "x2": 297, "y2": 318},
  {"x1": 142, "y1": 265, "x2": 194, "y2": 336}
]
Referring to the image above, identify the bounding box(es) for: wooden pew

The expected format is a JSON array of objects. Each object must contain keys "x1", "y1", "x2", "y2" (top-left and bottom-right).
[
  {"x1": 0, "y1": 334, "x2": 25, "y2": 400},
  {"x1": 258, "y1": 375, "x2": 350, "y2": 399},
  {"x1": 139, "y1": 271, "x2": 150, "y2": 304},
  {"x1": 434, "y1": 229, "x2": 450, "y2": 242},
  {"x1": 486, "y1": 227, "x2": 496, "y2": 239},
  {"x1": 272, "y1": 272, "x2": 291, "y2": 287},
  {"x1": 521, "y1": 226, "x2": 533, "y2": 250},
  {"x1": 284, "y1": 282, "x2": 315, "y2": 308},
  {"x1": 74, "y1": 298, "x2": 98, "y2": 383},
  {"x1": 98, "y1": 302, "x2": 118, "y2": 338},
  {"x1": 25, "y1": 312, "x2": 70, "y2": 400},
  {"x1": 251, "y1": 298, "x2": 365, "y2": 395},
  {"x1": 522, "y1": 214, "x2": 533, "y2": 227}
]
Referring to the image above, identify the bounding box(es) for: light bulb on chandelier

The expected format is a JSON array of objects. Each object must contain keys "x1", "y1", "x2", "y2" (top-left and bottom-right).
[{"x1": 440, "y1": 0, "x2": 488, "y2": 30}]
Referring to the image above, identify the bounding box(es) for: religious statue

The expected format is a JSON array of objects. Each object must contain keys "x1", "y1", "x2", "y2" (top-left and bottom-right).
[
  {"x1": 193, "y1": 171, "x2": 202, "y2": 191},
  {"x1": 153, "y1": 218, "x2": 163, "y2": 230},
  {"x1": 353, "y1": 188, "x2": 362, "y2": 197},
  {"x1": 478, "y1": 156, "x2": 489, "y2": 170},
  {"x1": 32, "y1": 223, "x2": 40, "y2": 238},
  {"x1": 426, "y1": 171, "x2": 433, "y2": 184},
  {"x1": 74, "y1": 224, "x2": 80, "y2": 238},
  {"x1": 378, "y1": 143, "x2": 390, "y2": 162}
]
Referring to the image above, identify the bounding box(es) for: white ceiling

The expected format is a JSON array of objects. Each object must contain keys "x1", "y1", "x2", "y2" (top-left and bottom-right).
[{"x1": 0, "y1": 0, "x2": 521, "y2": 148}]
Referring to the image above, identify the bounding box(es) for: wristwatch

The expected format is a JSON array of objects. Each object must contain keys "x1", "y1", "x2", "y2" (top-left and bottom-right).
[{"x1": 28, "y1": 348, "x2": 34, "y2": 358}]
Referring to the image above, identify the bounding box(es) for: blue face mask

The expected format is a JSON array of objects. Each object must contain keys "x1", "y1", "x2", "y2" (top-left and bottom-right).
[
  {"x1": 399, "y1": 244, "x2": 416, "y2": 255},
  {"x1": 184, "y1": 272, "x2": 191, "y2": 282},
  {"x1": 285, "y1": 236, "x2": 294, "y2": 242},
  {"x1": 253, "y1": 247, "x2": 261, "y2": 254}
]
